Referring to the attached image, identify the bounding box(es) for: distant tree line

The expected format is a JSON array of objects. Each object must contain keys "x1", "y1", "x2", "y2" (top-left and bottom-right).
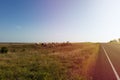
[
  {"x1": 35, "y1": 41, "x2": 72, "y2": 48},
  {"x1": 109, "y1": 38, "x2": 120, "y2": 43}
]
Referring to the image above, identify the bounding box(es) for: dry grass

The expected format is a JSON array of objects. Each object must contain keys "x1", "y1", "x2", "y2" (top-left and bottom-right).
[
  {"x1": 0, "y1": 43, "x2": 99, "y2": 80},
  {"x1": 49, "y1": 43, "x2": 99, "y2": 79}
]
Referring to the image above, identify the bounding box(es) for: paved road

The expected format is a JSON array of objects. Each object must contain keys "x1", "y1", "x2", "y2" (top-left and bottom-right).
[{"x1": 92, "y1": 43, "x2": 120, "y2": 80}]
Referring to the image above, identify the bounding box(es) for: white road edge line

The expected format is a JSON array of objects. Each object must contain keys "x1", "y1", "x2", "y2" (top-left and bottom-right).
[{"x1": 102, "y1": 46, "x2": 120, "y2": 80}]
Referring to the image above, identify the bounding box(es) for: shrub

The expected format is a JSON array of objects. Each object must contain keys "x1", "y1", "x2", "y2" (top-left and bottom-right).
[
  {"x1": 12, "y1": 49, "x2": 16, "y2": 52},
  {"x1": 0, "y1": 47, "x2": 8, "y2": 53},
  {"x1": 21, "y1": 48, "x2": 26, "y2": 52}
]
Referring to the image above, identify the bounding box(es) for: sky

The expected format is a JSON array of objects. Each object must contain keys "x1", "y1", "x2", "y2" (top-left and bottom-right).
[{"x1": 0, "y1": 0, "x2": 120, "y2": 42}]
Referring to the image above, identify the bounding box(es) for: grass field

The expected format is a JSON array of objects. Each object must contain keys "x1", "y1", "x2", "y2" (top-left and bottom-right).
[{"x1": 0, "y1": 43, "x2": 99, "y2": 80}]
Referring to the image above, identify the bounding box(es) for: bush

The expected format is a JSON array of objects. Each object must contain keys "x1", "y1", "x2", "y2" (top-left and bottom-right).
[{"x1": 0, "y1": 47, "x2": 8, "y2": 53}]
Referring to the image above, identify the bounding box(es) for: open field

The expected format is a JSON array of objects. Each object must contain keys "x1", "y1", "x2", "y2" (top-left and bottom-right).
[{"x1": 0, "y1": 43, "x2": 99, "y2": 80}]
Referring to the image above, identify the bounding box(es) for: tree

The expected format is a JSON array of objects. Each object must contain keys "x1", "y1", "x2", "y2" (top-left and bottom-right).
[
  {"x1": 109, "y1": 39, "x2": 118, "y2": 43},
  {"x1": 118, "y1": 38, "x2": 120, "y2": 43}
]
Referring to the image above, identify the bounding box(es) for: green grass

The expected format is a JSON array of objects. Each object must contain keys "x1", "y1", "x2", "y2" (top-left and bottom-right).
[{"x1": 0, "y1": 43, "x2": 99, "y2": 80}]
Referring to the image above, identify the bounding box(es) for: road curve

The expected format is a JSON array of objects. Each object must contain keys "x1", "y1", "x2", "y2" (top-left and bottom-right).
[{"x1": 92, "y1": 43, "x2": 120, "y2": 80}]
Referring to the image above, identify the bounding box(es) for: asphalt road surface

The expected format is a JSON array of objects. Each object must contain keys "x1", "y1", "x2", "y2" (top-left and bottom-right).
[{"x1": 92, "y1": 43, "x2": 120, "y2": 80}]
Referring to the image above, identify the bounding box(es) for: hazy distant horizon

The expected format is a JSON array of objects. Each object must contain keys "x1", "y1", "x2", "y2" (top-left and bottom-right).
[
  {"x1": 0, "y1": 0, "x2": 120, "y2": 42},
  {"x1": 0, "y1": 41, "x2": 108, "y2": 43}
]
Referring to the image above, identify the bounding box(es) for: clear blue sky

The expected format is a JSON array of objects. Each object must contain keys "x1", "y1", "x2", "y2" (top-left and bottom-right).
[{"x1": 0, "y1": 0, "x2": 120, "y2": 42}]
